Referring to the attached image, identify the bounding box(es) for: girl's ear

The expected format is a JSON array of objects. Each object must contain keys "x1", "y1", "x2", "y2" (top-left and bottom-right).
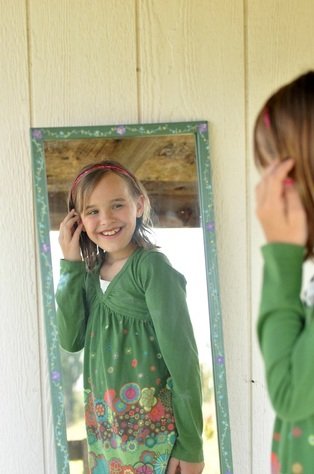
[{"x1": 136, "y1": 195, "x2": 145, "y2": 218}]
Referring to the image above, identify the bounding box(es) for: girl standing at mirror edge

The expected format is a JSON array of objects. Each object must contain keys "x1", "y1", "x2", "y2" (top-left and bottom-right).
[
  {"x1": 56, "y1": 160, "x2": 204, "y2": 474},
  {"x1": 255, "y1": 71, "x2": 314, "y2": 473}
]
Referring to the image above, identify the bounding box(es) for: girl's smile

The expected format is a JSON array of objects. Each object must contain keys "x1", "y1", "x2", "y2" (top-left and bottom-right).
[{"x1": 100, "y1": 227, "x2": 121, "y2": 237}]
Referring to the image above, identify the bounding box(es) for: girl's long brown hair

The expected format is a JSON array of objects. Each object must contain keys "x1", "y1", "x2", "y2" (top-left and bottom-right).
[
  {"x1": 254, "y1": 71, "x2": 314, "y2": 259},
  {"x1": 68, "y1": 160, "x2": 156, "y2": 270}
]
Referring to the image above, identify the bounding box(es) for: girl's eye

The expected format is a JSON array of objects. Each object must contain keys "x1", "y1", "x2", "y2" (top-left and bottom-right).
[
  {"x1": 113, "y1": 203, "x2": 123, "y2": 209},
  {"x1": 86, "y1": 209, "x2": 98, "y2": 215}
]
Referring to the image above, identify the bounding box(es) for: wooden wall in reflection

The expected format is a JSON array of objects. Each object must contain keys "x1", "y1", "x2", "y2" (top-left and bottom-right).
[{"x1": 45, "y1": 134, "x2": 200, "y2": 229}]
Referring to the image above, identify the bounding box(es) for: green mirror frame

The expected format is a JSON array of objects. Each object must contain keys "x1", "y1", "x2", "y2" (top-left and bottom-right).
[{"x1": 31, "y1": 121, "x2": 233, "y2": 474}]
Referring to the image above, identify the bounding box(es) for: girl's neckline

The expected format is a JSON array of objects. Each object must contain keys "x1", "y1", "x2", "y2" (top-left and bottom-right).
[
  {"x1": 100, "y1": 246, "x2": 141, "y2": 280},
  {"x1": 97, "y1": 247, "x2": 142, "y2": 295}
]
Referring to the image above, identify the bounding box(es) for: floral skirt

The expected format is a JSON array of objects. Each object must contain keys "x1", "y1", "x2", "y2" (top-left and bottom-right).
[{"x1": 85, "y1": 381, "x2": 177, "y2": 474}]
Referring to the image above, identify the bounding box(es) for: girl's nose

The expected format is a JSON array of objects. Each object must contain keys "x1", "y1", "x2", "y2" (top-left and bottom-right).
[{"x1": 99, "y1": 208, "x2": 113, "y2": 224}]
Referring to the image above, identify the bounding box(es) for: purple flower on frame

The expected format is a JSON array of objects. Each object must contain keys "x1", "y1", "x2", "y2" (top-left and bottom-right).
[
  {"x1": 115, "y1": 125, "x2": 126, "y2": 136},
  {"x1": 197, "y1": 123, "x2": 208, "y2": 133},
  {"x1": 216, "y1": 355, "x2": 225, "y2": 365},
  {"x1": 206, "y1": 221, "x2": 215, "y2": 232},
  {"x1": 41, "y1": 242, "x2": 50, "y2": 254},
  {"x1": 51, "y1": 371, "x2": 61, "y2": 382},
  {"x1": 32, "y1": 129, "x2": 43, "y2": 140}
]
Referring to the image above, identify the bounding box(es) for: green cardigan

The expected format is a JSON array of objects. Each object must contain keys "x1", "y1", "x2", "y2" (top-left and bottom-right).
[
  {"x1": 56, "y1": 248, "x2": 203, "y2": 470},
  {"x1": 258, "y1": 243, "x2": 314, "y2": 473}
]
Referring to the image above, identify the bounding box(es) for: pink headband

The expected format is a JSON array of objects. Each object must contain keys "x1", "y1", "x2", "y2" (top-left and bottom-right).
[{"x1": 71, "y1": 163, "x2": 136, "y2": 194}]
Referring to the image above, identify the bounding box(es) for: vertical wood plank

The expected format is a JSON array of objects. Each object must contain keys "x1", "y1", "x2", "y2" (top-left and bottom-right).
[
  {"x1": 138, "y1": 1, "x2": 248, "y2": 472},
  {"x1": 28, "y1": 1, "x2": 140, "y2": 471},
  {"x1": 0, "y1": 1, "x2": 44, "y2": 472},
  {"x1": 247, "y1": 1, "x2": 314, "y2": 472},
  {"x1": 29, "y1": 0, "x2": 139, "y2": 126}
]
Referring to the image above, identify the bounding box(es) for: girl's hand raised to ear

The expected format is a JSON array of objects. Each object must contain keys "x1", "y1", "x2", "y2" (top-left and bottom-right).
[
  {"x1": 166, "y1": 458, "x2": 204, "y2": 474},
  {"x1": 255, "y1": 158, "x2": 308, "y2": 246},
  {"x1": 58, "y1": 209, "x2": 83, "y2": 261}
]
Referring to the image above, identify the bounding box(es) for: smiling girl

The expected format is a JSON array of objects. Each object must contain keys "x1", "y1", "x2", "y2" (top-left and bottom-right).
[{"x1": 56, "y1": 160, "x2": 204, "y2": 474}]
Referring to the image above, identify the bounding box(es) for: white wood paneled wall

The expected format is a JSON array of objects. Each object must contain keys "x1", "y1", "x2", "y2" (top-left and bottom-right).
[
  {"x1": 0, "y1": 1, "x2": 313, "y2": 473},
  {"x1": 0, "y1": 1, "x2": 44, "y2": 472}
]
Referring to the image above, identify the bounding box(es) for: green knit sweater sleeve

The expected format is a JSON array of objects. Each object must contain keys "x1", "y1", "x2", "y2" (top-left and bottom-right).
[
  {"x1": 55, "y1": 259, "x2": 88, "y2": 352},
  {"x1": 258, "y1": 243, "x2": 314, "y2": 422},
  {"x1": 139, "y1": 251, "x2": 204, "y2": 463}
]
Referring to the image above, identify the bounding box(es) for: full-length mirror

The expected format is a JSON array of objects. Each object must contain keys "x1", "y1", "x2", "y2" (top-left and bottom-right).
[{"x1": 31, "y1": 122, "x2": 233, "y2": 474}]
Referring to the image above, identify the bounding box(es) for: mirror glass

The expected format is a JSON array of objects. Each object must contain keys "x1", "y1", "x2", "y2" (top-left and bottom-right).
[{"x1": 31, "y1": 122, "x2": 233, "y2": 474}]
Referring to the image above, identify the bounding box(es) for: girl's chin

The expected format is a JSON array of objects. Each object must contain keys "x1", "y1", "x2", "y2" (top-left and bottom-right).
[{"x1": 96, "y1": 240, "x2": 134, "y2": 253}]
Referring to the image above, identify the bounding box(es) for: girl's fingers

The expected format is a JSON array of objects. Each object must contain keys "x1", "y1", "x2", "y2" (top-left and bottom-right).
[
  {"x1": 255, "y1": 158, "x2": 308, "y2": 245},
  {"x1": 58, "y1": 213, "x2": 83, "y2": 261},
  {"x1": 60, "y1": 210, "x2": 79, "y2": 227},
  {"x1": 260, "y1": 158, "x2": 280, "y2": 177},
  {"x1": 256, "y1": 158, "x2": 295, "y2": 208},
  {"x1": 261, "y1": 157, "x2": 294, "y2": 178},
  {"x1": 72, "y1": 221, "x2": 83, "y2": 243},
  {"x1": 59, "y1": 212, "x2": 81, "y2": 237},
  {"x1": 58, "y1": 211, "x2": 82, "y2": 247},
  {"x1": 284, "y1": 185, "x2": 308, "y2": 245}
]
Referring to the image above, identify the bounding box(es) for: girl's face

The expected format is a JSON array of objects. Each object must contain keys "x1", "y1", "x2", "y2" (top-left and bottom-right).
[{"x1": 80, "y1": 172, "x2": 144, "y2": 259}]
